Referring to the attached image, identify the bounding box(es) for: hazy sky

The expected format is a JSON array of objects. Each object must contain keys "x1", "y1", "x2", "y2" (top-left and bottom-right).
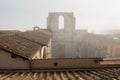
[{"x1": 0, "y1": 0, "x2": 120, "y2": 33}]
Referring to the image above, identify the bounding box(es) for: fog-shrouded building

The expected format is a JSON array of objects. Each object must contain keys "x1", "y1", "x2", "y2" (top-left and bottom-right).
[
  {"x1": 1, "y1": 12, "x2": 120, "y2": 59},
  {"x1": 47, "y1": 12, "x2": 89, "y2": 58},
  {"x1": 47, "y1": 12, "x2": 120, "y2": 58}
]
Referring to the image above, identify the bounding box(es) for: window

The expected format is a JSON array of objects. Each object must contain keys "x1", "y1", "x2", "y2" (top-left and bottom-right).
[{"x1": 59, "y1": 16, "x2": 64, "y2": 29}]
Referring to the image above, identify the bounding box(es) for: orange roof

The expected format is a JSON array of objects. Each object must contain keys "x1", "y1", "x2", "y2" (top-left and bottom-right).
[{"x1": 0, "y1": 68, "x2": 119, "y2": 79}]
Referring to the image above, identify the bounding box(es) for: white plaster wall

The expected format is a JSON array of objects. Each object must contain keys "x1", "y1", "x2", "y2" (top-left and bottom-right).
[{"x1": 32, "y1": 50, "x2": 40, "y2": 59}]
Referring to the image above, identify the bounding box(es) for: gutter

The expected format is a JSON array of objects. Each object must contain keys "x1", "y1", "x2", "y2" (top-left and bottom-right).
[{"x1": 28, "y1": 60, "x2": 32, "y2": 71}]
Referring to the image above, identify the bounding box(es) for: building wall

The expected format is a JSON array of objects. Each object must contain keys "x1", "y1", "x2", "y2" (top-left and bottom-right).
[
  {"x1": 32, "y1": 46, "x2": 51, "y2": 59},
  {"x1": 107, "y1": 44, "x2": 120, "y2": 58},
  {"x1": 47, "y1": 12, "x2": 75, "y2": 58},
  {"x1": 0, "y1": 49, "x2": 101, "y2": 70},
  {"x1": 0, "y1": 50, "x2": 29, "y2": 69},
  {"x1": 31, "y1": 58, "x2": 100, "y2": 69},
  {"x1": 47, "y1": 12, "x2": 120, "y2": 58},
  {"x1": 47, "y1": 12, "x2": 88, "y2": 58}
]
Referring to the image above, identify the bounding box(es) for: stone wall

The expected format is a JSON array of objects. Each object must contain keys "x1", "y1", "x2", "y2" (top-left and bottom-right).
[
  {"x1": 47, "y1": 12, "x2": 88, "y2": 58},
  {"x1": 47, "y1": 12, "x2": 120, "y2": 58}
]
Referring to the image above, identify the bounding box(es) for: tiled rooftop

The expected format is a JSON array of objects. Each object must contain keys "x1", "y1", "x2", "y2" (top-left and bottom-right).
[
  {"x1": 0, "y1": 68, "x2": 120, "y2": 80},
  {"x1": 0, "y1": 34, "x2": 40, "y2": 59},
  {"x1": 18, "y1": 30, "x2": 51, "y2": 45},
  {"x1": 0, "y1": 29, "x2": 51, "y2": 59}
]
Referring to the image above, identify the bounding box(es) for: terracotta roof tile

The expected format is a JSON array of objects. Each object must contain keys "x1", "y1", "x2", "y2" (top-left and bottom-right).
[
  {"x1": 0, "y1": 34, "x2": 40, "y2": 59},
  {"x1": 0, "y1": 30, "x2": 21, "y2": 34},
  {"x1": 17, "y1": 30, "x2": 51, "y2": 45},
  {"x1": 0, "y1": 68, "x2": 120, "y2": 79}
]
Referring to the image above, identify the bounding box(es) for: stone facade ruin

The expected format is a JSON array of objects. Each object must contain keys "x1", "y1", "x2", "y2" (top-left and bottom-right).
[
  {"x1": 47, "y1": 12, "x2": 120, "y2": 58},
  {"x1": 47, "y1": 12, "x2": 88, "y2": 58}
]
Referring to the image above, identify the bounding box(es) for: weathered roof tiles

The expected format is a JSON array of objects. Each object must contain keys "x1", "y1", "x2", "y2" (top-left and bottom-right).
[
  {"x1": 0, "y1": 34, "x2": 41, "y2": 59},
  {"x1": 0, "y1": 29, "x2": 51, "y2": 59},
  {"x1": 17, "y1": 29, "x2": 51, "y2": 45},
  {"x1": 0, "y1": 68, "x2": 120, "y2": 80}
]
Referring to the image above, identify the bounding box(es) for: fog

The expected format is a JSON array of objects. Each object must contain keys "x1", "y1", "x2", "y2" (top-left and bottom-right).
[{"x1": 0, "y1": 0, "x2": 120, "y2": 34}]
